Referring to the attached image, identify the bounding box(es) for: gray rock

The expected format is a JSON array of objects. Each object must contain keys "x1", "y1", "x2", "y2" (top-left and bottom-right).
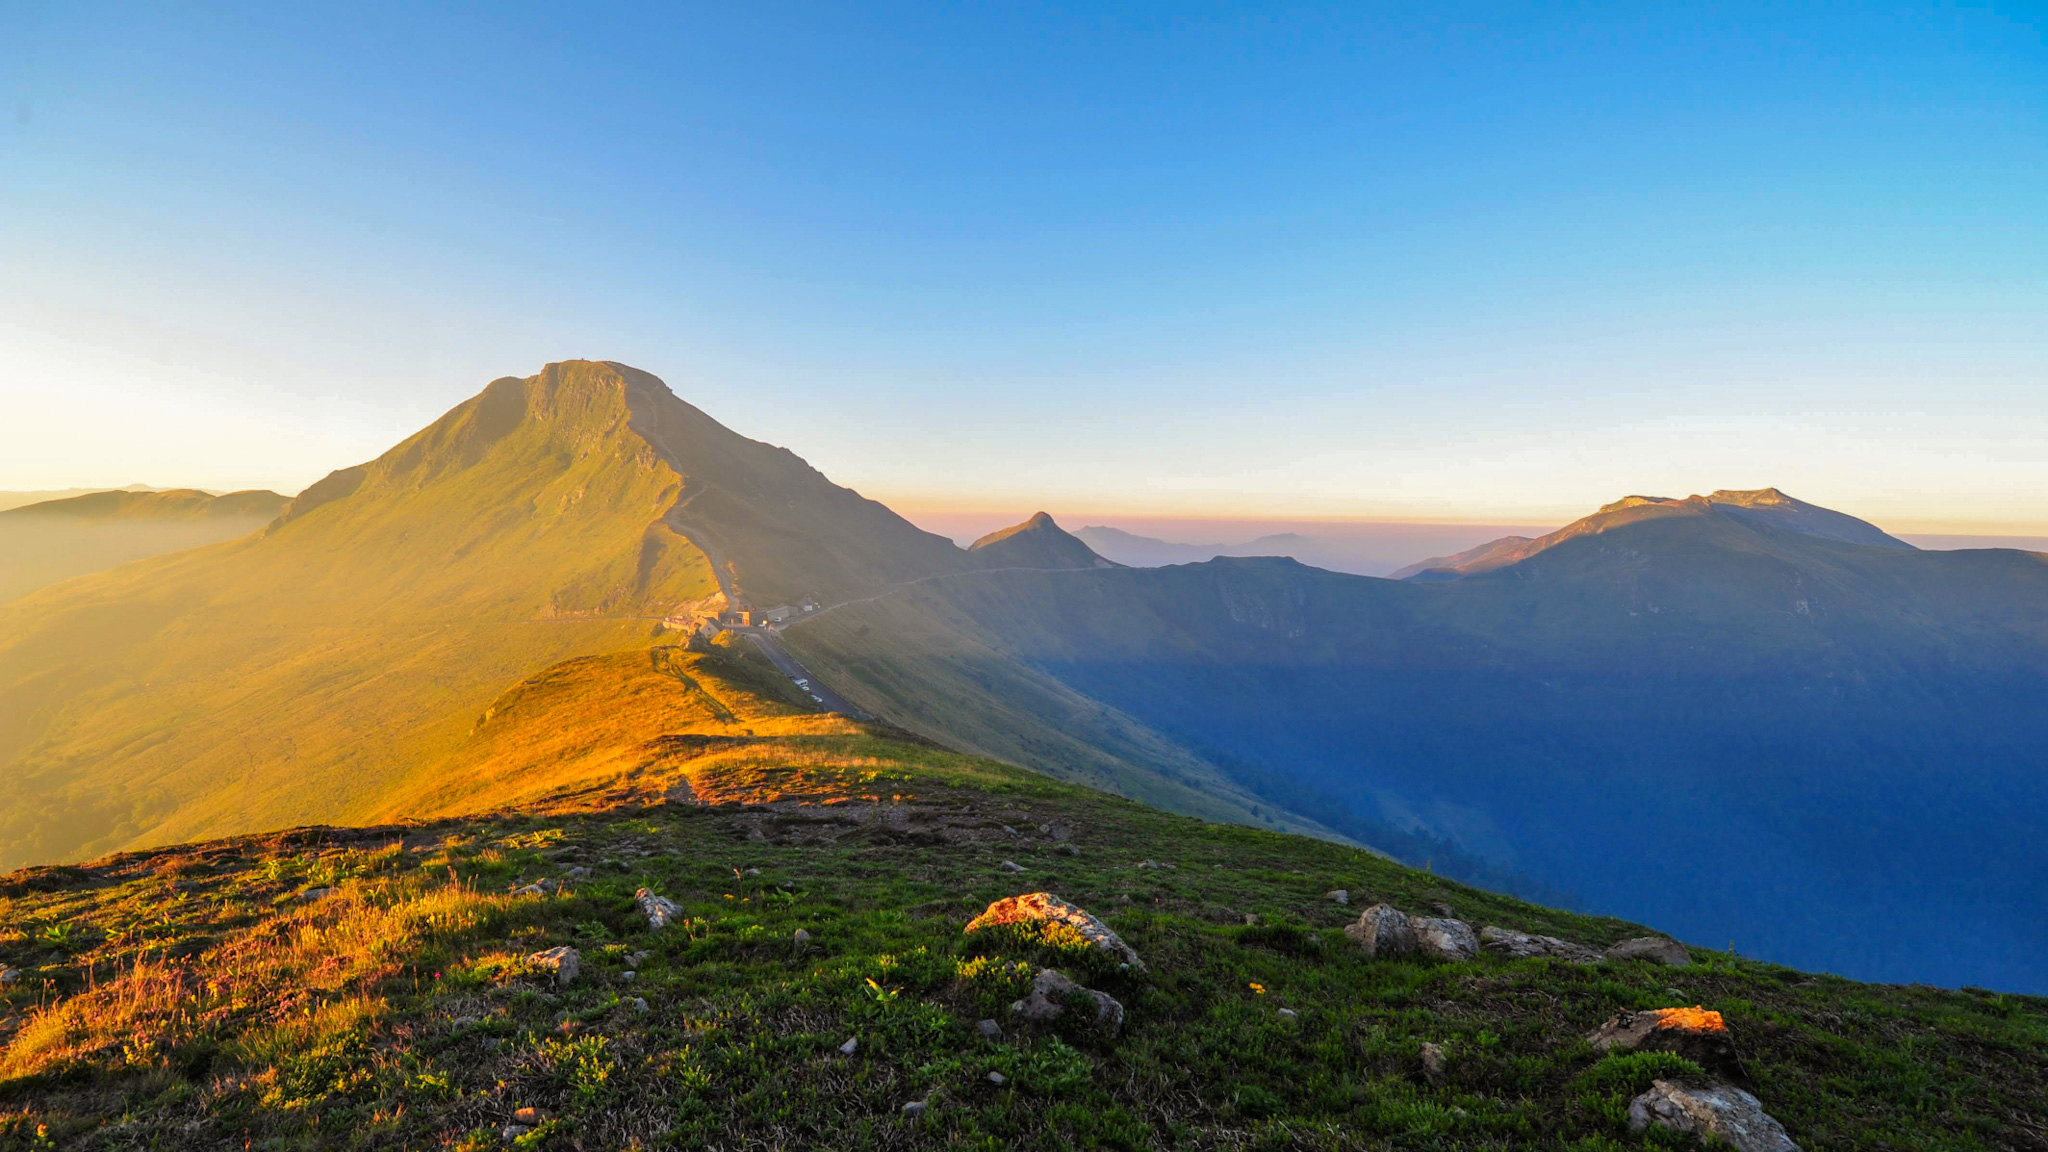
[
  {"x1": 621, "y1": 970, "x2": 636, "y2": 981},
  {"x1": 976, "y1": 1018, "x2": 1003, "y2": 1039},
  {"x1": 965, "y1": 892, "x2": 1145, "y2": 970},
  {"x1": 1420, "y1": 1041, "x2": 1448, "y2": 1087},
  {"x1": 1010, "y1": 968, "x2": 1125, "y2": 1033},
  {"x1": 987, "y1": 1071, "x2": 1006, "y2": 1085},
  {"x1": 1589, "y1": 1007, "x2": 1739, "y2": 1074},
  {"x1": 1628, "y1": 1078, "x2": 1800, "y2": 1151},
  {"x1": 1479, "y1": 926, "x2": 1601, "y2": 964},
  {"x1": 792, "y1": 928, "x2": 812, "y2": 946},
  {"x1": 1136, "y1": 859, "x2": 1162, "y2": 870},
  {"x1": 635, "y1": 887, "x2": 681, "y2": 930},
  {"x1": 1276, "y1": 1007, "x2": 1298, "y2": 1020},
  {"x1": 0, "y1": 967, "x2": 21, "y2": 986},
  {"x1": 901, "y1": 1100, "x2": 927, "y2": 1119},
  {"x1": 631, "y1": 997, "x2": 649, "y2": 1013},
  {"x1": 299, "y1": 887, "x2": 338, "y2": 901},
  {"x1": 839, "y1": 1037, "x2": 858, "y2": 1055},
  {"x1": 999, "y1": 860, "x2": 1026, "y2": 873},
  {"x1": 1326, "y1": 889, "x2": 1350, "y2": 905},
  {"x1": 526, "y1": 945, "x2": 580, "y2": 988},
  {"x1": 1345, "y1": 904, "x2": 1418, "y2": 959},
  {"x1": 745, "y1": 867, "x2": 761, "y2": 876},
  {"x1": 1607, "y1": 936, "x2": 1693, "y2": 966},
  {"x1": 563, "y1": 867, "x2": 592, "y2": 880},
  {"x1": 502, "y1": 1123, "x2": 533, "y2": 1140},
  {"x1": 1056, "y1": 843, "x2": 1082, "y2": 857},
  {"x1": 627, "y1": 950, "x2": 651, "y2": 966},
  {"x1": 1411, "y1": 916, "x2": 1479, "y2": 962}
]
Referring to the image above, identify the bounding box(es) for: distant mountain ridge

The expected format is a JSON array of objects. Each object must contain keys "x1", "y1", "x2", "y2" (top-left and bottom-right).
[
  {"x1": 970, "y1": 512, "x2": 1120, "y2": 570},
  {"x1": 1390, "y1": 487, "x2": 1910, "y2": 579},
  {"x1": 2, "y1": 487, "x2": 286, "y2": 520}
]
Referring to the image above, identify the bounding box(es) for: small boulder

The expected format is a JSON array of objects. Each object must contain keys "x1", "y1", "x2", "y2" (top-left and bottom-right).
[
  {"x1": 1479, "y1": 926, "x2": 1601, "y2": 964},
  {"x1": 1276, "y1": 1007, "x2": 1298, "y2": 1020},
  {"x1": 299, "y1": 887, "x2": 338, "y2": 901},
  {"x1": 792, "y1": 928, "x2": 812, "y2": 946},
  {"x1": 1419, "y1": 1041, "x2": 1448, "y2": 1087},
  {"x1": 1056, "y1": 843, "x2": 1082, "y2": 857},
  {"x1": 1589, "y1": 1007, "x2": 1739, "y2": 1074},
  {"x1": 635, "y1": 888, "x2": 681, "y2": 930},
  {"x1": 999, "y1": 860, "x2": 1026, "y2": 873},
  {"x1": 1326, "y1": 889, "x2": 1350, "y2": 905},
  {"x1": 1628, "y1": 1078, "x2": 1800, "y2": 1151},
  {"x1": 1136, "y1": 859, "x2": 1162, "y2": 870},
  {"x1": 1011, "y1": 968, "x2": 1124, "y2": 1033},
  {"x1": 1345, "y1": 904, "x2": 1418, "y2": 959},
  {"x1": 502, "y1": 1123, "x2": 532, "y2": 1140},
  {"x1": 965, "y1": 892, "x2": 1144, "y2": 970},
  {"x1": 1607, "y1": 936, "x2": 1692, "y2": 966},
  {"x1": 563, "y1": 866, "x2": 592, "y2": 880},
  {"x1": 526, "y1": 946, "x2": 580, "y2": 988},
  {"x1": 621, "y1": 970, "x2": 636, "y2": 981},
  {"x1": 986, "y1": 1071, "x2": 1006, "y2": 1086},
  {"x1": 901, "y1": 1099, "x2": 928, "y2": 1119},
  {"x1": 976, "y1": 1018, "x2": 1003, "y2": 1039},
  {"x1": 1411, "y1": 917, "x2": 1479, "y2": 962},
  {"x1": 0, "y1": 967, "x2": 22, "y2": 986},
  {"x1": 630, "y1": 997, "x2": 649, "y2": 1013}
]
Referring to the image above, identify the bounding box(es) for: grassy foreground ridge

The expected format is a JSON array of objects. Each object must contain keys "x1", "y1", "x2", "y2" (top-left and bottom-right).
[{"x1": 2, "y1": 644, "x2": 2044, "y2": 1151}]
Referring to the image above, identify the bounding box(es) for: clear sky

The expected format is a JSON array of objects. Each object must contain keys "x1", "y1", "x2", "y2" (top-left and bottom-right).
[{"x1": 3, "y1": 2, "x2": 2044, "y2": 531}]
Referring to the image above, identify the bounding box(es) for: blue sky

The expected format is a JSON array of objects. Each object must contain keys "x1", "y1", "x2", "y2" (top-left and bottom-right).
[{"x1": 3, "y1": 2, "x2": 2044, "y2": 529}]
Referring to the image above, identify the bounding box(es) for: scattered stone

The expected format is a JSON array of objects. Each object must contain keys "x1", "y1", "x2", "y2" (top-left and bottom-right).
[
  {"x1": 502, "y1": 1123, "x2": 532, "y2": 1140},
  {"x1": 1345, "y1": 904, "x2": 1418, "y2": 959},
  {"x1": 1589, "y1": 1007, "x2": 1739, "y2": 1074},
  {"x1": 1011, "y1": 968, "x2": 1125, "y2": 1033},
  {"x1": 1136, "y1": 859, "x2": 1162, "y2": 870},
  {"x1": 792, "y1": 928, "x2": 812, "y2": 946},
  {"x1": 1420, "y1": 1041, "x2": 1448, "y2": 1087},
  {"x1": 0, "y1": 968, "x2": 21, "y2": 986},
  {"x1": 1044, "y1": 823, "x2": 1072, "y2": 841},
  {"x1": 621, "y1": 970, "x2": 636, "y2": 981},
  {"x1": 1326, "y1": 889, "x2": 1350, "y2": 905},
  {"x1": 987, "y1": 1071, "x2": 1006, "y2": 1086},
  {"x1": 635, "y1": 888, "x2": 681, "y2": 930},
  {"x1": 1628, "y1": 1078, "x2": 1800, "y2": 1151},
  {"x1": 839, "y1": 1037, "x2": 859, "y2": 1055},
  {"x1": 1276, "y1": 1008, "x2": 1299, "y2": 1020},
  {"x1": 631, "y1": 997, "x2": 649, "y2": 1013},
  {"x1": 526, "y1": 946, "x2": 580, "y2": 988},
  {"x1": 745, "y1": 867, "x2": 761, "y2": 876},
  {"x1": 1607, "y1": 936, "x2": 1693, "y2": 966},
  {"x1": 976, "y1": 1018, "x2": 1003, "y2": 1039},
  {"x1": 999, "y1": 860, "x2": 1026, "y2": 873},
  {"x1": 1003, "y1": 825, "x2": 1020, "y2": 836},
  {"x1": 966, "y1": 892, "x2": 1145, "y2": 970},
  {"x1": 628, "y1": 950, "x2": 650, "y2": 966},
  {"x1": 299, "y1": 887, "x2": 338, "y2": 901},
  {"x1": 1056, "y1": 843, "x2": 1082, "y2": 857},
  {"x1": 1411, "y1": 917, "x2": 1480, "y2": 962},
  {"x1": 901, "y1": 1099, "x2": 927, "y2": 1119},
  {"x1": 563, "y1": 866, "x2": 591, "y2": 880},
  {"x1": 1478, "y1": 926, "x2": 1601, "y2": 964}
]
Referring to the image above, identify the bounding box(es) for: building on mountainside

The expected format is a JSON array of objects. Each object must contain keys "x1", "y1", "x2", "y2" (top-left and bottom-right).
[{"x1": 764, "y1": 605, "x2": 799, "y2": 624}]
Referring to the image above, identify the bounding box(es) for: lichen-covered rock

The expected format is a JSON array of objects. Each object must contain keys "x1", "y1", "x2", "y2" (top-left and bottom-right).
[
  {"x1": 1479, "y1": 926, "x2": 1601, "y2": 964},
  {"x1": 1590, "y1": 1006, "x2": 1739, "y2": 1073},
  {"x1": 965, "y1": 892, "x2": 1143, "y2": 970},
  {"x1": 635, "y1": 887, "x2": 681, "y2": 930},
  {"x1": 1345, "y1": 904, "x2": 1417, "y2": 959},
  {"x1": 1411, "y1": 916, "x2": 1480, "y2": 962},
  {"x1": 1607, "y1": 936, "x2": 1692, "y2": 966},
  {"x1": 1420, "y1": 1041, "x2": 1448, "y2": 1087},
  {"x1": 1628, "y1": 1078, "x2": 1799, "y2": 1151},
  {"x1": 1010, "y1": 968, "x2": 1125, "y2": 1033},
  {"x1": 1326, "y1": 889, "x2": 1349, "y2": 905},
  {"x1": 527, "y1": 945, "x2": 580, "y2": 988}
]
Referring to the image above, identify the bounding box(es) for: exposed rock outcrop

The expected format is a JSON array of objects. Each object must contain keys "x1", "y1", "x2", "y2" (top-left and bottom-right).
[
  {"x1": 1411, "y1": 916, "x2": 1480, "y2": 962},
  {"x1": 1589, "y1": 1006, "x2": 1739, "y2": 1074},
  {"x1": 1011, "y1": 968, "x2": 1125, "y2": 1033},
  {"x1": 527, "y1": 945, "x2": 580, "y2": 988},
  {"x1": 1606, "y1": 936, "x2": 1692, "y2": 966},
  {"x1": 1628, "y1": 1078, "x2": 1799, "y2": 1151},
  {"x1": 636, "y1": 887, "x2": 681, "y2": 930},
  {"x1": 1345, "y1": 904, "x2": 1417, "y2": 959},
  {"x1": 1479, "y1": 926, "x2": 1601, "y2": 964},
  {"x1": 965, "y1": 892, "x2": 1144, "y2": 970}
]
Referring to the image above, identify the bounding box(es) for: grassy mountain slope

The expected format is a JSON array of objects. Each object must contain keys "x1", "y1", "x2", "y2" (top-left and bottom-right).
[
  {"x1": 2, "y1": 659, "x2": 2043, "y2": 1150},
  {"x1": 1, "y1": 489, "x2": 287, "y2": 520},
  {"x1": 789, "y1": 515, "x2": 2048, "y2": 990},
  {"x1": 0, "y1": 363, "x2": 719, "y2": 870}
]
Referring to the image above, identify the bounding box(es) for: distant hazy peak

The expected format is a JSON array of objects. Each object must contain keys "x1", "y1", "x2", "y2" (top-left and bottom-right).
[
  {"x1": 970, "y1": 512, "x2": 1121, "y2": 570},
  {"x1": 1400, "y1": 487, "x2": 1909, "y2": 579},
  {"x1": 2, "y1": 488, "x2": 287, "y2": 521}
]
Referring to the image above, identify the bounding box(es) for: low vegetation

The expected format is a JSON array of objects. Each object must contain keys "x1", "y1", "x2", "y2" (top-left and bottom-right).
[{"x1": 4, "y1": 727, "x2": 2044, "y2": 1150}]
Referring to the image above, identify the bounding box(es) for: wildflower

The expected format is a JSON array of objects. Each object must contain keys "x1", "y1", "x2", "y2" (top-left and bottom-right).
[{"x1": 1249, "y1": 982, "x2": 1266, "y2": 995}]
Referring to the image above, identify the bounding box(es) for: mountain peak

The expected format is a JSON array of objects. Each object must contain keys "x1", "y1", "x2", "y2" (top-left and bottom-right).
[{"x1": 969, "y1": 512, "x2": 1120, "y2": 570}]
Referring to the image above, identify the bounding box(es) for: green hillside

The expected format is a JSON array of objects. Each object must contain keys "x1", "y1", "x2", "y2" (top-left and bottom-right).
[{"x1": 2, "y1": 655, "x2": 2043, "y2": 1150}]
